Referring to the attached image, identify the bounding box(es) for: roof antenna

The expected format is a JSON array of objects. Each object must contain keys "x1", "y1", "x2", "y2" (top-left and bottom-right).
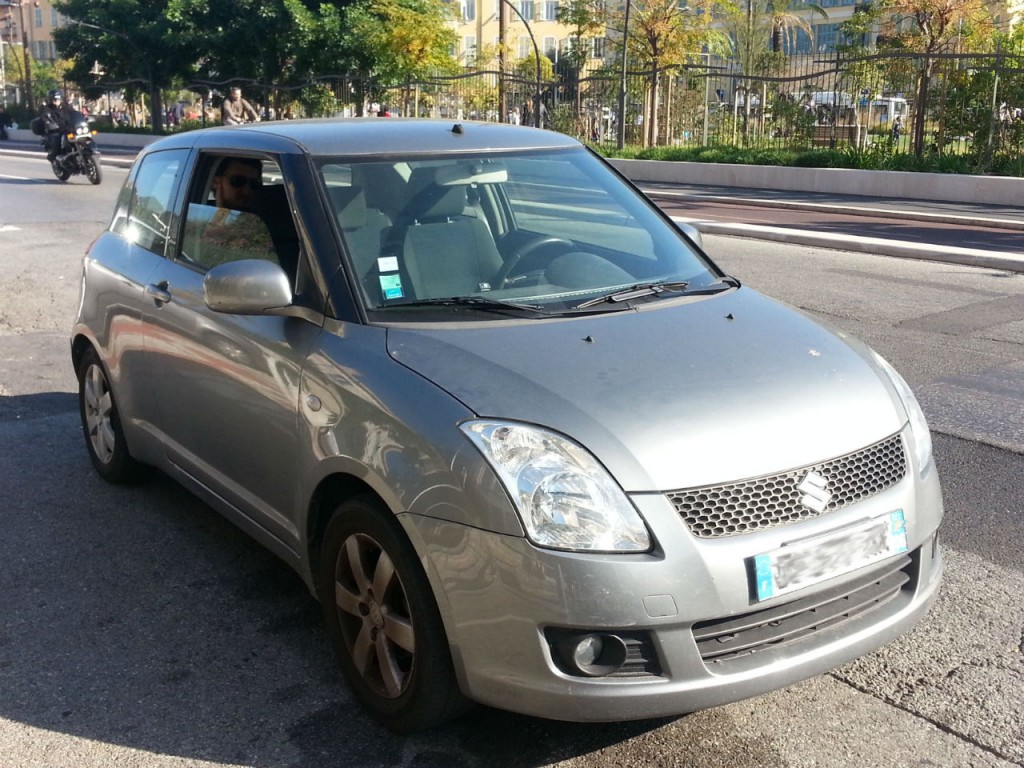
[{"x1": 452, "y1": 123, "x2": 464, "y2": 134}]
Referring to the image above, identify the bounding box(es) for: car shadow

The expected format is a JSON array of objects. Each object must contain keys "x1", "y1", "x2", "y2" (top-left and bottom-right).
[{"x1": 0, "y1": 392, "x2": 680, "y2": 768}]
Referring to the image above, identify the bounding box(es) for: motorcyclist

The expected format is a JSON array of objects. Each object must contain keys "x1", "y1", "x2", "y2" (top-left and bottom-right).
[{"x1": 39, "y1": 89, "x2": 75, "y2": 161}]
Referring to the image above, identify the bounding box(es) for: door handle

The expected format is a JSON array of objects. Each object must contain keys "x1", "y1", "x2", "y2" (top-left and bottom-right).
[{"x1": 145, "y1": 280, "x2": 172, "y2": 305}]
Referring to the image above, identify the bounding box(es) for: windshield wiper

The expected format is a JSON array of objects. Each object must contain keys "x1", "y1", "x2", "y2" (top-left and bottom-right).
[
  {"x1": 682, "y1": 275, "x2": 742, "y2": 296},
  {"x1": 383, "y1": 296, "x2": 551, "y2": 315},
  {"x1": 574, "y1": 277, "x2": 740, "y2": 311},
  {"x1": 575, "y1": 281, "x2": 690, "y2": 310}
]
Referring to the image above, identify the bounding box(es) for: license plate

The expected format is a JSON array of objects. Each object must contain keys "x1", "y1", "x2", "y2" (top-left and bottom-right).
[{"x1": 752, "y1": 510, "x2": 908, "y2": 601}]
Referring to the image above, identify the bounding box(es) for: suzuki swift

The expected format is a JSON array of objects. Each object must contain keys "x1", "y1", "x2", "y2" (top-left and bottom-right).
[{"x1": 72, "y1": 119, "x2": 943, "y2": 732}]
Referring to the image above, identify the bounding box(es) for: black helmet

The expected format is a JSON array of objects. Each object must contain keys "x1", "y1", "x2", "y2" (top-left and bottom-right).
[{"x1": 48, "y1": 89, "x2": 63, "y2": 103}]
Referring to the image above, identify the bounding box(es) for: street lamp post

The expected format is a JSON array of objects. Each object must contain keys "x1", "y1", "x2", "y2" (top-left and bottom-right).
[
  {"x1": 16, "y1": 0, "x2": 29, "y2": 110},
  {"x1": 616, "y1": 0, "x2": 631, "y2": 149},
  {"x1": 1, "y1": 0, "x2": 34, "y2": 110}
]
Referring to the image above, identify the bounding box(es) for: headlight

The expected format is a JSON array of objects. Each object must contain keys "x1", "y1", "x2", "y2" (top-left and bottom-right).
[
  {"x1": 461, "y1": 421, "x2": 651, "y2": 553},
  {"x1": 873, "y1": 352, "x2": 933, "y2": 471}
]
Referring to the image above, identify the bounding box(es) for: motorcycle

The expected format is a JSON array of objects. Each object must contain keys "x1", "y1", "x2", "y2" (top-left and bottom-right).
[{"x1": 33, "y1": 111, "x2": 102, "y2": 185}]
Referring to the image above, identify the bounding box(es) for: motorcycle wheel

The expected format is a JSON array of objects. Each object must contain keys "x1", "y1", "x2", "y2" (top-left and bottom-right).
[
  {"x1": 85, "y1": 155, "x2": 102, "y2": 185},
  {"x1": 51, "y1": 160, "x2": 71, "y2": 182}
]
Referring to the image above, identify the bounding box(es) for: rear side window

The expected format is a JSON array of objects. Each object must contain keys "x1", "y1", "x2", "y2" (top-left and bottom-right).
[{"x1": 113, "y1": 150, "x2": 187, "y2": 256}]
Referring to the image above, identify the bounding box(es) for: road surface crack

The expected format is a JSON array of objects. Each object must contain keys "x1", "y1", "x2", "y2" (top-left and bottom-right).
[{"x1": 830, "y1": 672, "x2": 1024, "y2": 766}]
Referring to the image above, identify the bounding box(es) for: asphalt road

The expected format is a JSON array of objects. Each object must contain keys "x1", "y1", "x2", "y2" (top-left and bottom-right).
[{"x1": 0, "y1": 154, "x2": 1022, "y2": 768}]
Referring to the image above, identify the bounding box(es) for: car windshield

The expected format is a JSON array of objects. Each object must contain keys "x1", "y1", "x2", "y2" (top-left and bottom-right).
[{"x1": 317, "y1": 147, "x2": 721, "y2": 319}]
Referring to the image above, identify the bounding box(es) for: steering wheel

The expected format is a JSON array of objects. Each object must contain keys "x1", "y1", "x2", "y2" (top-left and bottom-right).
[{"x1": 495, "y1": 236, "x2": 573, "y2": 288}]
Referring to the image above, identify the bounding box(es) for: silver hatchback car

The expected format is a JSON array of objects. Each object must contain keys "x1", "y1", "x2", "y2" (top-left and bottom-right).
[{"x1": 72, "y1": 119, "x2": 942, "y2": 732}]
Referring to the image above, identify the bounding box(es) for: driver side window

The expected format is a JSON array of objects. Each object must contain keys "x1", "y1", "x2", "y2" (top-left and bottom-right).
[{"x1": 178, "y1": 155, "x2": 300, "y2": 283}]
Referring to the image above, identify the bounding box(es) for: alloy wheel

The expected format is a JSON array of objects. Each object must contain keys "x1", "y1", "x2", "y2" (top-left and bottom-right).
[{"x1": 334, "y1": 532, "x2": 416, "y2": 699}]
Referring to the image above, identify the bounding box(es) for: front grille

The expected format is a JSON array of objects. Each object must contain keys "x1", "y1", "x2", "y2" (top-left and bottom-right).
[
  {"x1": 693, "y1": 552, "x2": 915, "y2": 664},
  {"x1": 668, "y1": 433, "x2": 907, "y2": 539}
]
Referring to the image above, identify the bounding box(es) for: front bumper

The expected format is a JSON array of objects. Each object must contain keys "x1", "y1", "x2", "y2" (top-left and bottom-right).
[{"x1": 400, "y1": 457, "x2": 943, "y2": 722}]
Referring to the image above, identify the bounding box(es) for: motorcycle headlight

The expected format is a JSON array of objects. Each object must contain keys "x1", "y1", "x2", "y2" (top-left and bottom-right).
[
  {"x1": 461, "y1": 421, "x2": 651, "y2": 553},
  {"x1": 872, "y1": 352, "x2": 933, "y2": 472}
]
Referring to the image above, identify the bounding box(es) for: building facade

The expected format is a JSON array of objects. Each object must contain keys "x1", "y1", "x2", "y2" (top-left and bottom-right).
[
  {"x1": 450, "y1": 0, "x2": 605, "y2": 69},
  {"x1": 0, "y1": 0, "x2": 60, "y2": 63}
]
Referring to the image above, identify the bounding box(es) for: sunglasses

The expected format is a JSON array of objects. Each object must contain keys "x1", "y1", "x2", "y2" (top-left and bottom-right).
[{"x1": 227, "y1": 174, "x2": 261, "y2": 191}]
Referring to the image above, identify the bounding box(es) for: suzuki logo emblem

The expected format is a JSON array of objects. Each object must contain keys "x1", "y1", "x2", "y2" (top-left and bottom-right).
[{"x1": 797, "y1": 471, "x2": 832, "y2": 513}]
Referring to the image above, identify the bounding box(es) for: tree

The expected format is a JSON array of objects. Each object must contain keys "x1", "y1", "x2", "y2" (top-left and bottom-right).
[
  {"x1": 341, "y1": 0, "x2": 457, "y2": 114},
  {"x1": 53, "y1": 0, "x2": 204, "y2": 132},
  {"x1": 720, "y1": 0, "x2": 825, "y2": 144},
  {"x1": 556, "y1": 0, "x2": 606, "y2": 76},
  {"x1": 766, "y1": 0, "x2": 826, "y2": 53},
  {"x1": 851, "y1": 0, "x2": 994, "y2": 157},
  {"x1": 345, "y1": 0, "x2": 457, "y2": 84},
  {"x1": 608, "y1": 0, "x2": 724, "y2": 146},
  {"x1": 196, "y1": 0, "x2": 315, "y2": 104}
]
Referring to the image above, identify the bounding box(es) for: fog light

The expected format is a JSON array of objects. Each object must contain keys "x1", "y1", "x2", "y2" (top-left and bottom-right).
[{"x1": 568, "y1": 633, "x2": 628, "y2": 677}]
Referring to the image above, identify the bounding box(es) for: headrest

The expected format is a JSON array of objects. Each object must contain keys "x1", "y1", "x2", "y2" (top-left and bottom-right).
[
  {"x1": 330, "y1": 186, "x2": 367, "y2": 230},
  {"x1": 403, "y1": 167, "x2": 467, "y2": 221},
  {"x1": 416, "y1": 185, "x2": 466, "y2": 220}
]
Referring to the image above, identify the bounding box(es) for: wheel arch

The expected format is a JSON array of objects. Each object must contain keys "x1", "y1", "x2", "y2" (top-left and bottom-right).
[
  {"x1": 306, "y1": 473, "x2": 385, "y2": 597},
  {"x1": 71, "y1": 333, "x2": 96, "y2": 374},
  {"x1": 303, "y1": 471, "x2": 461, "y2": 661}
]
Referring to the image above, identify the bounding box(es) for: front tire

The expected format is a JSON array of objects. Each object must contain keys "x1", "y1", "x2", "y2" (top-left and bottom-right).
[
  {"x1": 52, "y1": 160, "x2": 71, "y2": 181},
  {"x1": 318, "y1": 495, "x2": 469, "y2": 732},
  {"x1": 76, "y1": 347, "x2": 140, "y2": 483},
  {"x1": 85, "y1": 154, "x2": 102, "y2": 185}
]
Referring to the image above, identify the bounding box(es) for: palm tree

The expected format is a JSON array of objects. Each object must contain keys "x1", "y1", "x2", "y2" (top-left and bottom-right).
[{"x1": 768, "y1": 0, "x2": 828, "y2": 53}]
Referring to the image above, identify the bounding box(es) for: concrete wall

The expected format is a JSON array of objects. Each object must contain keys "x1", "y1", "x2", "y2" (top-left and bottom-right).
[
  {"x1": 608, "y1": 158, "x2": 1024, "y2": 207},
  {"x1": 8, "y1": 127, "x2": 162, "y2": 149}
]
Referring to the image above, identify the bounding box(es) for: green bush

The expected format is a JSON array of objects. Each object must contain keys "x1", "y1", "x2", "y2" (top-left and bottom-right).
[{"x1": 598, "y1": 143, "x2": 1020, "y2": 177}]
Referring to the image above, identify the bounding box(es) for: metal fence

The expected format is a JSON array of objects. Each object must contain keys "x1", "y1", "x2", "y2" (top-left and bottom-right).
[
  {"x1": 75, "y1": 43, "x2": 1024, "y2": 168},
  {"x1": 336, "y1": 45, "x2": 1024, "y2": 163}
]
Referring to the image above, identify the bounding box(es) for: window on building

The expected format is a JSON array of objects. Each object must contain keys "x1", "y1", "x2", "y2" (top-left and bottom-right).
[
  {"x1": 464, "y1": 35, "x2": 478, "y2": 64},
  {"x1": 518, "y1": 36, "x2": 532, "y2": 59},
  {"x1": 590, "y1": 37, "x2": 606, "y2": 59},
  {"x1": 543, "y1": 0, "x2": 559, "y2": 20},
  {"x1": 51, "y1": 9, "x2": 59, "y2": 26},
  {"x1": 544, "y1": 36, "x2": 557, "y2": 60},
  {"x1": 518, "y1": 0, "x2": 534, "y2": 20},
  {"x1": 814, "y1": 22, "x2": 841, "y2": 52},
  {"x1": 461, "y1": 0, "x2": 476, "y2": 21},
  {"x1": 34, "y1": 6, "x2": 41, "y2": 27}
]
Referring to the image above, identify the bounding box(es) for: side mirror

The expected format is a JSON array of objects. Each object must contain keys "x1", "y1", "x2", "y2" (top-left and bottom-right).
[
  {"x1": 674, "y1": 220, "x2": 704, "y2": 250},
  {"x1": 204, "y1": 259, "x2": 292, "y2": 314}
]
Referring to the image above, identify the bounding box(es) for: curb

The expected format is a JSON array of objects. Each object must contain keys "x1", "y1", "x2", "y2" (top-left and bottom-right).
[
  {"x1": 648, "y1": 187, "x2": 1024, "y2": 232},
  {"x1": 0, "y1": 147, "x2": 136, "y2": 169},
  {"x1": 673, "y1": 216, "x2": 1024, "y2": 274}
]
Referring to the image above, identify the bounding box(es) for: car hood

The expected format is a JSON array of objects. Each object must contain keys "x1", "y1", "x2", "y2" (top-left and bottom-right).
[{"x1": 386, "y1": 288, "x2": 905, "y2": 491}]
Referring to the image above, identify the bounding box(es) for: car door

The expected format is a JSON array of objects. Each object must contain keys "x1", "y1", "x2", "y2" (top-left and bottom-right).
[
  {"x1": 142, "y1": 151, "x2": 322, "y2": 552},
  {"x1": 95, "y1": 149, "x2": 189, "y2": 460}
]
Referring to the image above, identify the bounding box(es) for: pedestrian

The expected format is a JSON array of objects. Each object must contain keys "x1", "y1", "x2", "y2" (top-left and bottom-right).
[
  {"x1": 221, "y1": 86, "x2": 260, "y2": 125},
  {"x1": 0, "y1": 106, "x2": 12, "y2": 140},
  {"x1": 891, "y1": 115, "x2": 902, "y2": 144}
]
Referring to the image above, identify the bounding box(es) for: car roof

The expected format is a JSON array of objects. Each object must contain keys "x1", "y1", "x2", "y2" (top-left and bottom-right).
[{"x1": 146, "y1": 118, "x2": 583, "y2": 158}]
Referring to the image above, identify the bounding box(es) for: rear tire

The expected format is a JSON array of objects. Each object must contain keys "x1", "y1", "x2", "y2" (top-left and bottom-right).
[
  {"x1": 76, "y1": 347, "x2": 140, "y2": 483},
  {"x1": 85, "y1": 155, "x2": 102, "y2": 185},
  {"x1": 318, "y1": 495, "x2": 469, "y2": 732}
]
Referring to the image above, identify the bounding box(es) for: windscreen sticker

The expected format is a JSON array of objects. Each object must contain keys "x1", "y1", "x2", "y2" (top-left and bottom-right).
[
  {"x1": 378, "y1": 256, "x2": 399, "y2": 273},
  {"x1": 380, "y1": 273, "x2": 404, "y2": 300}
]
